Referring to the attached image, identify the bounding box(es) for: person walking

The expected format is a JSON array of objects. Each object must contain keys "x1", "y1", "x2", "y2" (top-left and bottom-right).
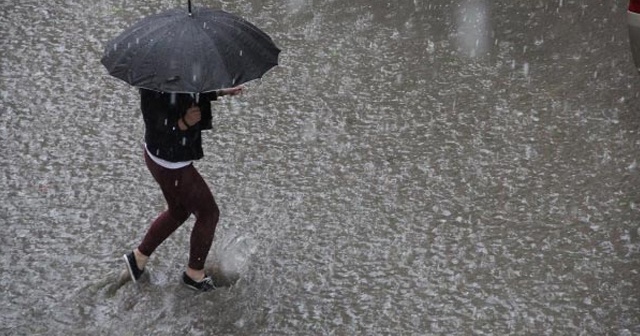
[{"x1": 123, "y1": 86, "x2": 243, "y2": 292}]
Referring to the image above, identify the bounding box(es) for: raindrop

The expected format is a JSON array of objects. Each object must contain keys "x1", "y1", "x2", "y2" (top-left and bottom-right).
[
  {"x1": 170, "y1": 93, "x2": 177, "y2": 105},
  {"x1": 164, "y1": 118, "x2": 168, "y2": 126},
  {"x1": 239, "y1": 50, "x2": 243, "y2": 57},
  {"x1": 426, "y1": 40, "x2": 435, "y2": 53},
  {"x1": 182, "y1": 137, "x2": 187, "y2": 145},
  {"x1": 203, "y1": 22, "x2": 207, "y2": 29},
  {"x1": 136, "y1": 38, "x2": 139, "y2": 45},
  {"x1": 156, "y1": 149, "x2": 160, "y2": 156},
  {"x1": 113, "y1": 43, "x2": 117, "y2": 51},
  {"x1": 175, "y1": 180, "x2": 179, "y2": 187}
]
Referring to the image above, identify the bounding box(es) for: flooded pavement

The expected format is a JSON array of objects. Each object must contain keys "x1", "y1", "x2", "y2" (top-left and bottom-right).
[{"x1": 2, "y1": 0, "x2": 640, "y2": 334}]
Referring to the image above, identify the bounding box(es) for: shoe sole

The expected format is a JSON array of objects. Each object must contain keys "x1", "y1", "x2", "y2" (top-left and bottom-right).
[{"x1": 123, "y1": 254, "x2": 138, "y2": 284}]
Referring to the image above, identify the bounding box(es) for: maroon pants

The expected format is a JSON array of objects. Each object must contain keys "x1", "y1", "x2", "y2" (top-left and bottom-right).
[{"x1": 138, "y1": 151, "x2": 219, "y2": 270}]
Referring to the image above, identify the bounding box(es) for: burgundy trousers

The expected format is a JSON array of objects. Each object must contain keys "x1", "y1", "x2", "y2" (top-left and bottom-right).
[{"x1": 138, "y1": 151, "x2": 219, "y2": 270}]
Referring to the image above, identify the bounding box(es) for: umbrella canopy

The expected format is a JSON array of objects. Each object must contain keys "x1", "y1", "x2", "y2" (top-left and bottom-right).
[{"x1": 101, "y1": 2, "x2": 280, "y2": 93}]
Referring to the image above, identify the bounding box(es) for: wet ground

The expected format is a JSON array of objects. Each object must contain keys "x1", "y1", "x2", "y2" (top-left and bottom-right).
[{"x1": 2, "y1": 0, "x2": 640, "y2": 335}]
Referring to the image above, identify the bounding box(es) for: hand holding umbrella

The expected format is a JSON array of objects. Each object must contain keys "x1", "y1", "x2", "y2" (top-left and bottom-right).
[{"x1": 179, "y1": 105, "x2": 202, "y2": 130}]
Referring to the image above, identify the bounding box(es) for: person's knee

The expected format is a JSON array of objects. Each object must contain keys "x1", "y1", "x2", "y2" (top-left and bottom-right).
[
  {"x1": 168, "y1": 207, "x2": 190, "y2": 223},
  {"x1": 196, "y1": 201, "x2": 219, "y2": 225},
  {"x1": 210, "y1": 202, "x2": 220, "y2": 224}
]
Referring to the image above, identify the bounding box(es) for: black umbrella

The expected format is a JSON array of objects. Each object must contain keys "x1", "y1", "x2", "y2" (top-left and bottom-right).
[{"x1": 101, "y1": 0, "x2": 280, "y2": 93}]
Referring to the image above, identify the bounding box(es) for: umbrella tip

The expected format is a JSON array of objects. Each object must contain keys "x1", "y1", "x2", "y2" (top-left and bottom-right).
[{"x1": 188, "y1": 0, "x2": 193, "y2": 16}]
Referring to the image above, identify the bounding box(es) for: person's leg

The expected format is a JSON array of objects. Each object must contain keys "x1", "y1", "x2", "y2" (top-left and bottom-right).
[
  {"x1": 134, "y1": 152, "x2": 191, "y2": 269},
  {"x1": 136, "y1": 210, "x2": 190, "y2": 265},
  {"x1": 177, "y1": 164, "x2": 220, "y2": 281}
]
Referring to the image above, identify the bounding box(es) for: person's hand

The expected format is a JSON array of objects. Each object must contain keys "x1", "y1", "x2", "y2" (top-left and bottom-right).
[
  {"x1": 219, "y1": 86, "x2": 244, "y2": 97},
  {"x1": 183, "y1": 105, "x2": 201, "y2": 127}
]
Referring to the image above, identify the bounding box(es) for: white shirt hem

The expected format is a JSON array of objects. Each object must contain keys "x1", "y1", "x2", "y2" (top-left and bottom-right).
[{"x1": 145, "y1": 144, "x2": 192, "y2": 169}]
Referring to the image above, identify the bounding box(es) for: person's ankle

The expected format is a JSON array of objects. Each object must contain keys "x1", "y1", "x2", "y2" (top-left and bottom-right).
[
  {"x1": 186, "y1": 268, "x2": 205, "y2": 281},
  {"x1": 133, "y1": 249, "x2": 149, "y2": 269}
]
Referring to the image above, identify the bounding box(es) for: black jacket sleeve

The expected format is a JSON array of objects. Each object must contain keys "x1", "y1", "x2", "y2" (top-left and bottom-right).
[{"x1": 140, "y1": 89, "x2": 187, "y2": 136}]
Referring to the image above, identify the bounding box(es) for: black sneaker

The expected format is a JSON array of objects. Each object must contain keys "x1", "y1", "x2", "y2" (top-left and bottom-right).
[
  {"x1": 182, "y1": 272, "x2": 215, "y2": 292},
  {"x1": 123, "y1": 251, "x2": 144, "y2": 283}
]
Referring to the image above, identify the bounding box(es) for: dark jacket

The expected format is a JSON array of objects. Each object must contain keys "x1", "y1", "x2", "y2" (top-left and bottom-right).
[{"x1": 140, "y1": 88, "x2": 218, "y2": 162}]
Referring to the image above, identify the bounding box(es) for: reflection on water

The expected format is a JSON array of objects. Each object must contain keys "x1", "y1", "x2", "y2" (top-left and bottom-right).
[
  {"x1": 454, "y1": 0, "x2": 490, "y2": 58},
  {"x1": 1, "y1": 0, "x2": 640, "y2": 335}
]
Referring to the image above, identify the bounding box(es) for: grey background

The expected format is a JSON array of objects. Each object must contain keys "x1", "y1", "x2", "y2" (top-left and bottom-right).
[{"x1": 1, "y1": 0, "x2": 639, "y2": 335}]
